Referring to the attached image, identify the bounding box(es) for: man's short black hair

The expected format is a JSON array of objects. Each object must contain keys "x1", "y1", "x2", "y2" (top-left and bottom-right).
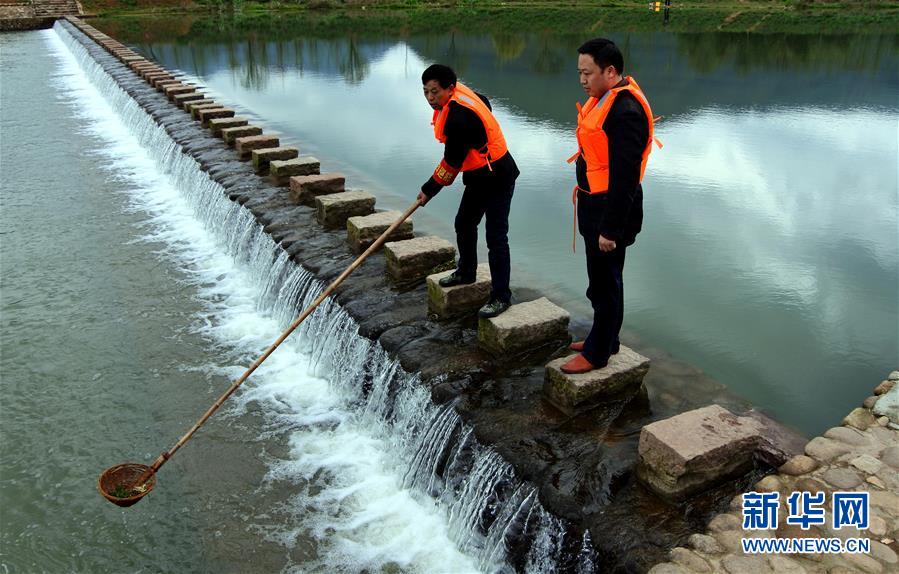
[
  {"x1": 421, "y1": 64, "x2": 457, "y2": 89},
  {"x1": 577, "y1": 38, "x2": 624, "y2": 75}
]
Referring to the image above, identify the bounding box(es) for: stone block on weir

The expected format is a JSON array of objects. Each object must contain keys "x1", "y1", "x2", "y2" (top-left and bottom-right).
[
  {"x1": 235, "y1": 135, "x2": 279, "y2": 160},
  {"x1": 164, "y1": 85, "x2": 196, "y2": 101},
  {"x1": 270, "y1": 157, "x2": 320, "y2": 185},
  {"x1": 478, "y1": 297, "x2": 570, "y2": 356},
  {"x1": 543, "y1": 346, "x2": 650, "y2": 415},
  {"x1": 289, "y1": 173, "x2": 345, "y2": 205},
  {"x1": 346, "y1": 210, "x2": 414, "y2": 254},
  {"x1": 636, "y1": 405, "x2": 764, "y2": 501},
  {"x1": 252, "y1": 147, "x2": 299, "y2": 174},
  {"x1": 190, "y1": 104, "x2": 223, "y2": 121},
  {"x1": 315, "y1": 190, "x2": 376, "y2": 230},
  {"x1": 427, "y1": 264, "x2": 491, "y2": 320},
  {"x1": 222, "y1": 125, "x2": 263, "y2": 147},
  {"x1": 385, "y1": 236, "x2": 456, "y2": 284},
  {"x1": 183, "y1": 99, "x2": 215, "y2": 113},
  {"x1": 144, "y1": 72, "x2": 173, "y2": 84},
  {"x1": 198, "y1": 107, "x2": 235, "y2": 128},
  {"x1": 155, "y1": 79, "x2": 182, "y2": 91},
  {"x1": 208, "y1": 117, "x2": 248, "y2": 137},
  {"x1": 172, "y1": 92, "x2": 206, "y2": 107}
]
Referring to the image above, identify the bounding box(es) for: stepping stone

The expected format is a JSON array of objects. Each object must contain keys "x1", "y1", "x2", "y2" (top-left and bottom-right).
[
  {"x1": 346, "y1": 210, "x2": 414, "y2": 254},
  {"x1": 385, "y1": 236, "x2": 456, "y2": 284},
  {"x1": 121, "y1": 55, "x2": 143, "y2": 63},
  {"x1": 289, "y1": 173, "x2": 345, "y2": 205},
  {"x1": 191, "y1": 104, "x2": 223, "y2": 121},
  {"x1": 270, "y1": 156, "x2": 320, "y2": 185},
  {"x1": 199, "y1": 108, "x2": 235, "y2": 127},
  {"x1": 235, "y1": 135, "x2": 279, "y2": 160},
  {"x1": 222, "y1": 125, "x2": 262, "y2": 146},
  {"x1": 543, "y1": 346, "x2": 650, "y2": 415},
  {"x1": 315, "y1": 190, "x2": 376, "y2": 229},
  {"x1": 172, "y1": 92, "x2": 205, "y2": 107},
  {"x1": 144, "y1": 72, "x2": 172, "y2": 83},
  {"x1": 155, "y1": 79, "x2": 182, "y2": 91},
  {"x1": 636, "y1": 405, "x2": 763, "y2": 501},
  {"x1": 164, "y1": 85, "x2": 196, "y2": 101},
  {"x1": 427, "y1": 263, "x2": 491, "y2": 320},
  {"x1": 208, "y1": 116, "x2": 248, "y2": 137},
  {"x1": 252, "y1": 146, "x2": 298, "y2": 174},
  {"x1": 478, "y1": 297, "x2": 570, "y2": 356},
  {"x1": 183, "y1": 99, "x2": 214, "y2": 113}
]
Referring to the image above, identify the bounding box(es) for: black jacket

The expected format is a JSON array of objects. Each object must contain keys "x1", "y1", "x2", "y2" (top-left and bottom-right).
[{"x1": 576, "y1": 83, "x2": 648, "y2": 246}]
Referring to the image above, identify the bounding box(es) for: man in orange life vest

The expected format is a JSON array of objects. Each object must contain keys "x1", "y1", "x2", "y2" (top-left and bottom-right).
[
  {"x1": 416, "y1": 64, "x2": 520, "y2": 318},
  {"x1": 561, "y1": 38, "x2": 657, "y2": 374}
]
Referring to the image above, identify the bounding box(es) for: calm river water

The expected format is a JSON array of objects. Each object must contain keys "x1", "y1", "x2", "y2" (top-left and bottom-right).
[{"x1": 1, "y1": 14, "x2": 897, "y2": 574}]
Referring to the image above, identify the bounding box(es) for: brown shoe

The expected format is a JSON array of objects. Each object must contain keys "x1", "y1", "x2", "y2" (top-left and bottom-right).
[
  {"x1": 560, "y1": 353, "x2": 597, "y2": 374},
  {"x1": 569, "y1": 341, "x2": 584, "y2": 352}
]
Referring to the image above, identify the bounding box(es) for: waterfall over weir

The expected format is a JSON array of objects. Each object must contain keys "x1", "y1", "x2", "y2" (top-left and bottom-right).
[{"x1": 53, "y1": 21, "x2": 597, "y2": 573}]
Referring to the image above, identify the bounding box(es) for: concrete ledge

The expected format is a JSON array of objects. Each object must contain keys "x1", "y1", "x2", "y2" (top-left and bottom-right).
[
  {"x1": 427, "y1": 264, "x2": 491, "y2": 320},
  {"x1": 182, "y1": 99, "x2": 214, "y2": 113},
  {"x1": 235, "y1": 135, "x2": 279, "y2": 161},
  {"x1": 478, "y1": 297, "x2": 570, "y2": 356},
  {"x1": 346, "y1": 210, "x2": 414, "y2": 254},
  {"x1": 289, "y1": 173, "x2": 345, "y2": 205},
  {"x1": 222, "y1": 125, "x2": 263, "y2": 147},
  {"x1": 252, "y1": 146, "x2": 298, "y2": 174},
  {"x1": 270, "y1": 156, "x2": 320, "y2": 185},
  {"x1": 191, "y1": 104, "x2": 223, "y2": 121},
  {"x1": 208, "y1": 117, "x2": 248, "y2": 137},
  {"x1": 315, "y1": 190, "x2": 376, "y2": 230},
  {"x1": 543, "y1": 346, "x2": 650, "y2": 415},
  {"x1": 198, "y1": 107, "x2": 235, "y2": 127},
  {"x1": 385, "y1": 236, "x2": 456, "y2": 284},
  {"x1": 172, "y1": 92, "x2": 205, "y2": 107}
]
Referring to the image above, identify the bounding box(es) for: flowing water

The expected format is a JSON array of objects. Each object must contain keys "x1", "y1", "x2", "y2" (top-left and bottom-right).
[
  {"x1": 2, "y1": 14, "x2": 897, "y2": 574},
  {"x1": 1, "y1": 24, "x2": 578, "y2": 573}
]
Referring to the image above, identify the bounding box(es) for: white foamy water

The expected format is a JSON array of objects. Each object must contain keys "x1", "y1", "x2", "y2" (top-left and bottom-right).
[{"x1": 46, "y1": 24, "x2": 485, "y2": 574}]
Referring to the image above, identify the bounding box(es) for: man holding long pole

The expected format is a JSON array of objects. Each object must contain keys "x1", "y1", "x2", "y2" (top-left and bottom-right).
[
  {"x1": 416, "y1": 64, "x2": 520, "y2": 318},
  {"x1": 561, "y1": 38, "x2": 658, "y2": 374}
]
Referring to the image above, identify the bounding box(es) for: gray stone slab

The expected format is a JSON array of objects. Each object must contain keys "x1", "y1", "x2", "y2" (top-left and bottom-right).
[
  {"x1": 346, "y1": 210, "x2": 414, "y2": 253},
  {"x1": 478, "y1": 297, "x2": 570, "y2": 356},
  {"x1": 235, "y1": 135, "x2": 280, "y2": 160},
  {"x1": 289, "y1": 172, "x2": 345, "y2": 205},
  {"x1": 191, "y1": 104, "x2": 223, "y2": 120},
  {"x1": 637, "y1": 405, "x2": 764, "y2": 500},
  {"x1": 222, "y1": 125, "x2": 263, "y2": 146},
  {"x1": 543, "y1": 346, "x2": 650, "y2": 415},
  {"x1": 427, "y1": 264, "x2": 491, "y2": 320},
  {"x1": 199, "y1": 107, "x2": 235, "y2": 127},
  {"x1": 208, "y1": 116, "x2": 248, "y2": 137},
  {"x1": 252, "y1": 146, "x2": 298, "y2": 173},
  {"x1": 384, "y1": 236, "x2": 456, "y2": 284},
  {"x1": 182, "y1": 99, "x2": 214, "y2": 112},
  {"x1": 270, "y1": 156, "x2": 320, "y2": 185},
  {"x1": 172, "y1": 91, "x2": 205, "y2": 106},
  {"x1": 315, "y1": 190, "x2": 376, "y2": 229}
]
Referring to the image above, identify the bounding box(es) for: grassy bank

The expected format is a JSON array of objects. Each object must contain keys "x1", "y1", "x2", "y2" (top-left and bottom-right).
[{"x1": 83, "y1": 1, "x2": 899, "y2": 35}]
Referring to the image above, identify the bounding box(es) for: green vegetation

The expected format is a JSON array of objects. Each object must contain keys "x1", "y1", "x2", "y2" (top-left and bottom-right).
[{"x1": 84, "y1": 1, "x2": 899, "y2": 35}]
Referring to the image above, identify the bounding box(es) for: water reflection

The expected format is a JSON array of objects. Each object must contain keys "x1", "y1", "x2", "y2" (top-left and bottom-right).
[{"x1": 101, "y1": 20, "x2": 898, "y2": 437}]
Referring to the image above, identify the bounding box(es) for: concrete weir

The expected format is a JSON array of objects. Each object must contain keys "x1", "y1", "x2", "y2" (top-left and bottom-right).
[{"x1": 59, "y1": 17, "x2": 874, "y2": 572}]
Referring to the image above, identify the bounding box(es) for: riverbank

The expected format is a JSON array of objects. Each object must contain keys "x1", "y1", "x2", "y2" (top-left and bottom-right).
[{"x1": 80, "y1": 0, "x2": 899, "y2": 34}]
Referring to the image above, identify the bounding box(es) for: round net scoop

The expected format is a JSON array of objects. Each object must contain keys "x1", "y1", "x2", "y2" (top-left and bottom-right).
[{"x1": 97, "y1": 463, "x2": 157, "y2": 508}]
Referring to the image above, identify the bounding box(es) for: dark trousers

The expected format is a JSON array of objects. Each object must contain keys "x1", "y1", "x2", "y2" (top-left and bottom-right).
[
  {"x1": 454, "y1": 180, "x2": 514, "y2": 303},
  {"x1": 578, "y1": 194, "x2": 626, "y2": 367}
]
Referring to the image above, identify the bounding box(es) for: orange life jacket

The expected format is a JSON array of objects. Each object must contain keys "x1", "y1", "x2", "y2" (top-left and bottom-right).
[
  {"x1": 432, "y1": 82, "x2": 508, "y2": 172},
  {"x1": 567, "y1": 76, "x2": 658, "y2": 194}
]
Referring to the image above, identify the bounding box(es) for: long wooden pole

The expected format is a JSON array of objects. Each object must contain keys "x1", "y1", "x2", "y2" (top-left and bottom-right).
[{"x1": 134, "y1": 199, "x2": 421, "y2": 486}]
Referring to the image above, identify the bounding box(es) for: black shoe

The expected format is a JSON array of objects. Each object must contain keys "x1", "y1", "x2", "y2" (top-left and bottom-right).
[
  {"x1": 439, "y1": 270, "x2": 476, "y2": 288},
  {"x1": 478, "y1": 299, "x2": 511, "y2": 319}
]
